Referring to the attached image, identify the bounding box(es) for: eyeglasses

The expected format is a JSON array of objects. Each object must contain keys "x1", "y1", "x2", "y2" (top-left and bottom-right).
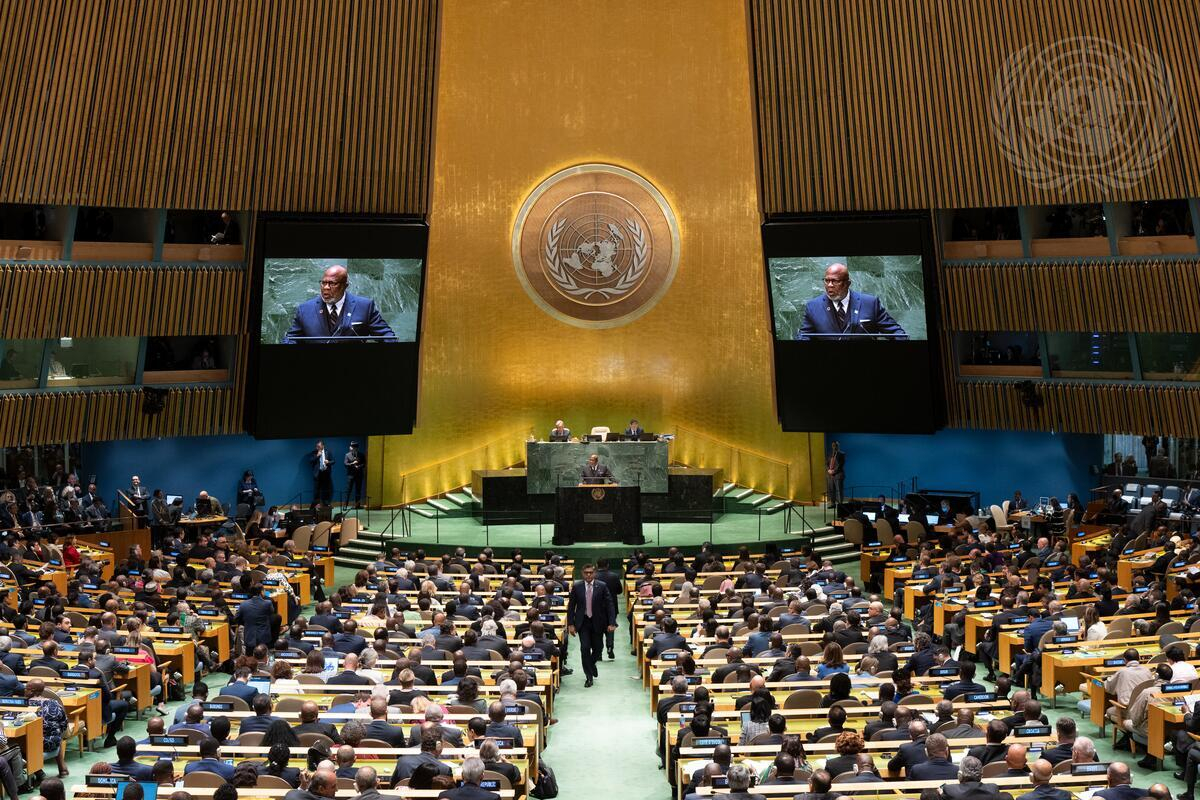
[
  {"x1": 823, "y1": 277, "x2": 848, "y2": 284},
  {"x1": 320, "y1": 279, "x2": 345, "y2": 287}
]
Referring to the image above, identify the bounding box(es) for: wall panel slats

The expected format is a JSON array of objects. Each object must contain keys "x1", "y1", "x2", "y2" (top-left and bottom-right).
[
  {"x1": 952, "y1": 381, "x2": 1200, "y2": 436},
  {"x1": 942, "y1": 258, "x2": 1200, "y2": 332},
  {"x1": 0, "y1": 264, "x2": 244, "y2": 339},
  {"x1": 0, "y1": 0, "x2": 436, "y2": 212},
  {"x1": 750, "y1": 0, "x2": 1200, "y2": 212}
]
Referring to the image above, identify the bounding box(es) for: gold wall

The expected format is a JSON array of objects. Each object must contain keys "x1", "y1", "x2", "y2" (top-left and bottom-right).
[{"x1": 372, "y1": 0, "x2": 824, "y2": 505}]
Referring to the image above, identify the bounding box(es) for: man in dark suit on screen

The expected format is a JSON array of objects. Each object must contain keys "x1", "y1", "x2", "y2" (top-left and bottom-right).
[
  {"x1": 283, "y1": 264, "x2": 396, "y2": 343},
  {"x1": 567, "y1": 564, "x2": 616, "y2": 687},
  {"x1": 795, "y1": 263, "x2": 907, "y2": 340},
  {"x1": 580, "y1": 454, "x2": 614, "y2": 485}
]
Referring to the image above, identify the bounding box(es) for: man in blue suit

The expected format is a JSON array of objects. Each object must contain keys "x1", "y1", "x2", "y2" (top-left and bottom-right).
[
  {"x1": 794, "y1": 263, "x2": 907, "y2": 341},
  {"x1": 283, "y1": 264, "x2": 396, "y2": 343}
]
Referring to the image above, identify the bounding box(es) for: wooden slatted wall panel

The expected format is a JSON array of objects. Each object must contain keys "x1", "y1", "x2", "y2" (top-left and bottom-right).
[
  {"x1": 749, "y1": 0, "x2": 1200, "y2": 213},
  {"x1": 941, "y1": 259, "x2": 1200, "y2": 331},
  {"x1": 0, "y1": 264, "x2": 244, "y2": 338},
  {"x1": 0, "y1": 0, "x2": 436, "y2": 212},
  {"x1": 952, "y1": 381, "x2": 1200, "y2": 436},
  {"x1": 0, "y1": 387, "x2": 238, "y2": 448}
]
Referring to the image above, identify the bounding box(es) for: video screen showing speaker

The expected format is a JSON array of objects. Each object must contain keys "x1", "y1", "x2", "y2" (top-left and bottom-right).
[
  {"x1": 764, "y1": 213, "x2": 943, "y2": 433},
  {"x1": 260, "y1": 258, "x2": 421, "y2": 344},
  {"x1": 247, "y1": 214, "x2": 427, "y2": 439},
  {"x1": 769, "y1": 255, "x2": 926, "y2": 341}
]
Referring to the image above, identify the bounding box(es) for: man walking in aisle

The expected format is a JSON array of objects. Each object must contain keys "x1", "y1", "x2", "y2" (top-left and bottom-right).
[{"x1": 567, "y1": 563, "x2": 616, "y2": 687}]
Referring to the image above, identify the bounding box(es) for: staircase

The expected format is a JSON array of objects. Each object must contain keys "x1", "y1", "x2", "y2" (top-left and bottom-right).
[
  {"x1": 404, "y1": 486, "x2": 478, "y2": 520},
  {"x1": 334, "y1": 485, "x2": 479, "y2": 569},
  {"x1": 811, "y1": 527, "x2": 857, "y2": 565},
  {"x1": 335, "y1": 525, "x2": 393, "y2": 569}
]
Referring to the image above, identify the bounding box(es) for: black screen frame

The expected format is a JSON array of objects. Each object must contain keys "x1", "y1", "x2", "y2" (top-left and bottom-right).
[
  {"x1": 245, "y1": 213, "x2": 428, "y2": 439},
  {"x1": 763, "y1": 211, "x2": 943, "y2": 433}
]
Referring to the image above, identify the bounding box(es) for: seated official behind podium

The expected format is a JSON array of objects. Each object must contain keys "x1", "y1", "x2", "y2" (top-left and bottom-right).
[
  {"x1": 580, "y1": 454, "x2": 613, "y2": 485},
  {"x1": 549, "y1": 420, "x2": 571, "y2": 442},
  {"x1": 625, "y1": 419, "x2": 645, "y2": 438}
]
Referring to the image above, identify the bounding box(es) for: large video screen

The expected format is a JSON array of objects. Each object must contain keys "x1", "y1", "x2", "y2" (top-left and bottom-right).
[
  {"x1": 769, "y1": 255, "x2": 926, "y2": 341},
  {"x1": 246, "y1": 215, "x2": 427, "y2": 439},
  {"x1": 765, "y1": 213, "x2": 943, "y2": 433},
  {"x1": 260, "y1": 258, "x2": 422, "y2": 344}
]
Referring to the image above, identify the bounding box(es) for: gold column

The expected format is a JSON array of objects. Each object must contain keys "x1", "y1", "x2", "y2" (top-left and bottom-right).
[{"x1": 371, "y1": 0, "x2": 823, "y2": 505}]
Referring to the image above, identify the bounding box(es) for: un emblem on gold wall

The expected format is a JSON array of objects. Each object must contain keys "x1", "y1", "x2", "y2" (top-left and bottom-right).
[{"x1": 512, "y1": 164, "x2": 680, "y2": 328}]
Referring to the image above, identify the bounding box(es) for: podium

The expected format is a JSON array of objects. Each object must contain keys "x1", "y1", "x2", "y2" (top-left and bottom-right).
[{"x1": 554, "y1": 483, "x2": 644, "y2": 545}]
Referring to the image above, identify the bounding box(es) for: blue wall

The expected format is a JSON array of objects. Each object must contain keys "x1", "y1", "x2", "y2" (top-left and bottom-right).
[
  {"x1": 84, "y1": 434, "x2": 365, "y2": 509},
  {"x1": 829, "y1": 429, "x2": 1103, "y2": 507}
]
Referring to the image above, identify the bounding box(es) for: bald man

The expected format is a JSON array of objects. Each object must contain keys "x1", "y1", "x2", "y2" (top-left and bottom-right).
[
  {"x1": 1016, "y1": 759, "x2": 1069, "y2": 800},
  {"x1": 795, "y1": 262, "x2": 907, "y2": 341},
  {"x1": 283, "y1": 264, "x2": 396, "y2": 343}
]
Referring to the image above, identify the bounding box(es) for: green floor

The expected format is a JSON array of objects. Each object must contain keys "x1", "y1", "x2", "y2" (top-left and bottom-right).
[
  {"x1": 49, "y1": 565, "x2": 1190, "y2": 800},
  {"x1": 351, "y1": 505, "x2": 834, "y2": 551}
]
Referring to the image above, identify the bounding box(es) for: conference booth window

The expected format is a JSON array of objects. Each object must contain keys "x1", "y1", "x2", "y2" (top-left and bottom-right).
[
  {"x1": 763, "y1": 212, "x2": 943, "y2": 433},
  {"x1": 245, "y1": 214, "x2": 428, "y2": 439}
]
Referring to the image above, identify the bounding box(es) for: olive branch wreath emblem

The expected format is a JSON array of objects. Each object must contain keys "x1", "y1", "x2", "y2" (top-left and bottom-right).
[{"x1": 544, "y1": 217, "x2": 649, "y2": 300}]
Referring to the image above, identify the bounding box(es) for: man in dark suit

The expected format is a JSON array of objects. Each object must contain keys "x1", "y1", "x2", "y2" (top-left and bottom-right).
[
  {"x1": 406, "y1": 706, "x2": 464, "y2": 748},
  {"x1": 183, "y1": 737, "x2": 235, "y2": 780},
  {"x1": 579, "y1": 454, "x2": 614, "y2": 485},
  {"x1": 240, "y1": 694, "x2": 283, "y2": 735},
  {"x1": 647, "y1": 617, "x2": 690, "y2": 659},
  {"x1": 911, "y1": 734, "x2": 958, "y2": 780},
  {"x1": 439, "y1": 757, "x2": 500, "y2": 800},
  {"x1": 1015, "y1": 759, "x2": 1070, "y2": 800},
  {"x1": 940, "y1": 755, "x2": 1006, "y2": 800},
  {"x1": 309, "y1": 602, "x2": 343, "y2": 634},
  {"x1": 548, "y1": 420, "x2": 570, "y2": 441},
  {"x1": 887, "y1": 720, "x2": 929, "y2": 776},
  {"x1": 0, "y1": 638, "x2": 25, "y2": 675},
  {"x1": 942, "y1": 662, "x2": 987, "y2": 700},
  {"x1": 624, "y1": 419, "x2": 646, "y2": 438},
  {"x1": 594, "y1": 558, "x2": 622, "y2": 659},
  {"x1": 310, "y1": 440, "x2": 335, "y2": 507},
  {"x1": 233, "y1": 580, "x2": 274, "y2": 655},
  {"x1": 483, "y1": 701, "x2": 523, "y2": 748},
  {"x1": 364, "y1": 696, "x2": 409, "y2": 746},
  {"x1": 391, "y1": 726, "x2": 452, "y2": 784},
  {"x1": 567, "y1": 564, "x2": 616, "y2": 687},
  {"x1": 283, "y1": 265, "x2": 396, "y2": 344},
  {"x1": 220, "y1": 667, "x2": 260, "y2": 704},
  {"x1": 794, "y1": 263, "x2": 907, "y2": 341},
  {"x1": 1041, "y1": 718, "x2": 1078, "y2": 765},
  {"x1": 333, "y1": 620, "x2": 368, "y2": 655},
  {"x1": 29, "y1": 641, "x2": 68, "y2": 674},
  {"x1": 825, "y1": 441, "x2": 846, "y2": 508},
  {"x1": 863, "y1": 701, "x2": 897, "y2": 741},
  {"x1": 1131, "y1": 491, "x2": 1167, "y2": 534},
  {"x1": 328, "y1": 653, "x2": 372, "y2": 686},
  {"x1": 1095, "y1": 763, "x2": 1145, "y2": 800},
  {"x1": 967, "y1": 721, "x2": 1012, "y2": 765}
]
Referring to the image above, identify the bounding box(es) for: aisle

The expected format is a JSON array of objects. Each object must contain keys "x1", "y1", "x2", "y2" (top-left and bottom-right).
[{"x1": 546, "y1": 594, "x2": 667, "y2": 800}]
